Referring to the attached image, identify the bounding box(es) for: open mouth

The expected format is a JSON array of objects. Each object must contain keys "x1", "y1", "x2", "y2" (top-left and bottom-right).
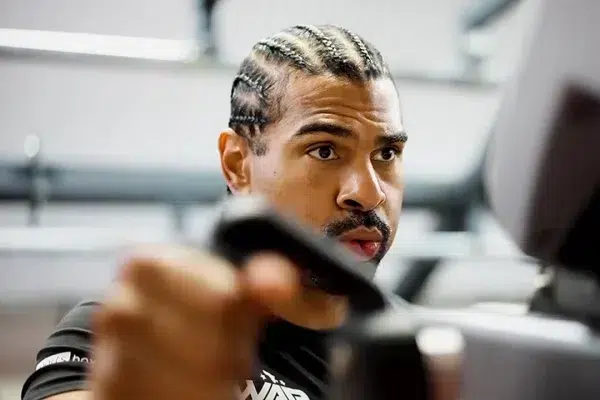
[{"x1": 340, "y1": 239, "x2": 381, "y2": 261}]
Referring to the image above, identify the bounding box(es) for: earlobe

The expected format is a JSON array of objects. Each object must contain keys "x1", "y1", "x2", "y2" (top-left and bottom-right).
[{"x1": 218, "y1": 129, "x2": 251, "y2": 194}]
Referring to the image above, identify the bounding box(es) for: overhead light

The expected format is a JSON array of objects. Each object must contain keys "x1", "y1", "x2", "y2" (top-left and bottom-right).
[{"x1": 0, "y1": 28, "x2": 196, "y2": 62}]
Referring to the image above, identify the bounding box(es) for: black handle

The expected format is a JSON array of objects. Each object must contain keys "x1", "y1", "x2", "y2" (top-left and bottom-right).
[
  {"x1": 208, "y1": 196, "x2": 428, "y2": 399},
  {"x1": 207, "y1": 196, "x2": 387, "y2": 313}
]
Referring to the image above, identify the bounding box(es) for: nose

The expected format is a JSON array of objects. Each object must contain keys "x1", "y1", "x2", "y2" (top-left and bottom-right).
[{"x1": 336, "y1": 163, "x2": 386, "y2": 212}]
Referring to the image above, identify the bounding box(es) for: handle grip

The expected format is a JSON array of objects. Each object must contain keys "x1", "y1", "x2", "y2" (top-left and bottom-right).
[{"x1": 207, "y1": 196, "x2": 387, "y2": 313}]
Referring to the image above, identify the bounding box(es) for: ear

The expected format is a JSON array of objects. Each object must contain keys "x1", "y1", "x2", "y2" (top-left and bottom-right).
[{"x1": 218, "y1": 129, "x2": 251, "y2": 194}]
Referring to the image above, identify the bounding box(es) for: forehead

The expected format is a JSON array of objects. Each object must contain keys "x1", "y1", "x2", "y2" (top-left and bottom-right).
[{"x1": 275, "y1": 74, "x2": 403, "y2": 136}]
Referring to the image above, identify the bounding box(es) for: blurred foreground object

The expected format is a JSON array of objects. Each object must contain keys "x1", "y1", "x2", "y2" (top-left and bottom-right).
[
  {"x1": 484, "y1": 0, "x2": 600, "y2": 279},
  {"x1": 333, "y1": 0, "x2": 600, "y2": 399}
]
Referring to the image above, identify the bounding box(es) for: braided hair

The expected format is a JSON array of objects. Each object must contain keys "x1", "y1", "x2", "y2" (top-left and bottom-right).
[{"x1": 229, "y1": 24, "x2": 392, "y2": 155}]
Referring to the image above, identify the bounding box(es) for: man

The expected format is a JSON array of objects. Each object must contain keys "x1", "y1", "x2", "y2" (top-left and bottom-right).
[{"x1": 21, "y1": 24, "x2": 408, "y2": 400}]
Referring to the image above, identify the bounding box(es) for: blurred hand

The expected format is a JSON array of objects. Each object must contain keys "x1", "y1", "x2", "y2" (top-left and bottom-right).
[
  {"x1": 425, "y1": 349, "x2": 462, "y2": 400},
  {"x1": 91, "y1": 246, "x2": 300, "y2": 400}
]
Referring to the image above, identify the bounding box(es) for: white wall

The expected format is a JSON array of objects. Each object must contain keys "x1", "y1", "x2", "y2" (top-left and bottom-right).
[{"x1": 0, "y1": 0, "x2": 541, "y2": 182}]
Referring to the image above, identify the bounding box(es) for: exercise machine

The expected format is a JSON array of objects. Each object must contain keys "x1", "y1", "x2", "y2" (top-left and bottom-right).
[{"x1": 210, "y1": 0, "x2": 600, "y2": 398}]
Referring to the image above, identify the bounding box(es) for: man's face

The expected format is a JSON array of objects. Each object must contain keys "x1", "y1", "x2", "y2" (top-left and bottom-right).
[{"x1": 222, "y1": 73, "x2": 405, "y2": 268}]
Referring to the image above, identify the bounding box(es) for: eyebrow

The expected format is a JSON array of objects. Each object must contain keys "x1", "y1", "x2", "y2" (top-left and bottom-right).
[
  {"x1": 294, "y1": 122, "x2": 354, "y2": 138},
  {"x1": 292, "y1": 121, "x2": 408, "y2": 145},
  {"x1": 377, "y1": 132, "x2": 408, "y2": 146}
]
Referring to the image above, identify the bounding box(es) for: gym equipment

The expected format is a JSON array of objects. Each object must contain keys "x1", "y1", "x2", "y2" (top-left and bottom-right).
[
  {"x1": 209, "y1": 0, "x2": 600, "y2": 398},
  {"x1": 461, "y1": 0, "x2": 521, "y2": 30},
  {"x1": 208, "y1": 196, "x2": 387, "y2": 313},
  {"x1": 208, "y1": 195, "x2": 429, "y2": 399},
  {"x1": 378, "y1": 0, "x2": 600, "y2": 396}
]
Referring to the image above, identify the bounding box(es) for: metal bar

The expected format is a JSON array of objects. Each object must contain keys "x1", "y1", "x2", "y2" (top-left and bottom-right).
[
  {"x1": 395, "y1": 259, "x2": 441, "y2": 301},
  {"x1": 0, "y1": 226, "x2": 173, "y2": 253},
  {"x1": 462, "y1": 0, "x2": 522, "y2": 30},
  {"x1": 0, "y1": 160, "x2": 482, "y2": 210},
  {"x1": 0, "y1": 162, "x2": 226, "y2": 204}
]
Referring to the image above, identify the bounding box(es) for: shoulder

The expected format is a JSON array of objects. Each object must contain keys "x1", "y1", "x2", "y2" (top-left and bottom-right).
[
  {"x1": 21, "y1": 300, "x2": 101, "y2": 400},
  {"x1": 55, "y1": 300, "x2": 98, "y2": 329}
]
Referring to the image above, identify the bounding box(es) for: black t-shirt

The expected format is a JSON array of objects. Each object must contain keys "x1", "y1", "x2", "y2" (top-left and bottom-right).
[{"x1": 21, "y1": 300, "x2": 332, "y2": 400}]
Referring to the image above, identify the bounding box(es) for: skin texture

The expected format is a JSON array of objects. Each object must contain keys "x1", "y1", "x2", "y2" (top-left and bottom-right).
[{"x1": 219, "y1": 72, "x2": 406, "y2": 329}]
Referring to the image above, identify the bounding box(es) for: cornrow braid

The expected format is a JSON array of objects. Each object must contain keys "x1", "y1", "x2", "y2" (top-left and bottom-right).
[
  {"x1": 336, "y1": 26, "x2": 377, "y2": 76},
  {"x1": 228, "y1": 114, "x2": 267, "y2": 126},
  {"x1": 254, "y1": 38, "x2": 316, "y2": 73},
  {"x1": 292, "y1": 25, "x2": 343, "y2": 61},
  {"x1": 228, "y1": 24, "x2": 393, "y2": 156},
  {"x1": 230, "y1": 72, "x2": 266, "y2": 100},
  {"x1": 228, "y1": 110, "x2": 268, "y2": 156},
  {"x1": 291, "y1": 25, "x2": 362, "y2": 80},
  {"x1": 364, "y1": 41, "x2": 389, "y2": 75}
]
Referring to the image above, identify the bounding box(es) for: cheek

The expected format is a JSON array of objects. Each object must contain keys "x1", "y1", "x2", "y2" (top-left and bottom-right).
[
  {"x1": 385, "y1": 186, "x2": 403, "y2": 233},
  {"x1": 383, "y1": 160, "x2": 405, "y2": 195},
  {"x1": 251, "y1": 158, "x2": 339, "y2": 230},
  {"x1": 381, "y1": 164, "x2": 405, "y2": 233}
]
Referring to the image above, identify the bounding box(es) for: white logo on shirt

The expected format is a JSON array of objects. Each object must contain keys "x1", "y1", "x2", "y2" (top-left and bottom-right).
[
  {"x1": 236, "y1": 370, "x2": 310, "y2": 400},
  {"x1": 35, "y1": 352, "x2": 93, "y2": 370}
]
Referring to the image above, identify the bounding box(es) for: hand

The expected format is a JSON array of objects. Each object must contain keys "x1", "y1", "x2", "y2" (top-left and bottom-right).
[
  {"x1": 425, "y1": 352, "x2": 462, "y2": 400},
  {"x1": 91, "y1": 246, "x2": 300, "y2": 400}
]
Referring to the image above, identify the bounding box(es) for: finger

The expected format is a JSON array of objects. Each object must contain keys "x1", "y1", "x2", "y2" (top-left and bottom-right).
[
  {"x1": 96, "y1": 279, "x2": 259, "y2": 381},
  {"x1": 94, "y1": 282, "x2": 149, "y2": 345},
  {"x1": 147, "y1": 297, "x2": 259, "y2": 380},
  {"x1": 120, "y1": 245, "x2": 241, "y2": 315},
  {"x1": 92, "y1": 330, "x2": 237, "y2": 400},
  {"x1": 425, "y1": 352, "x2": 462, "y2": 400},
  {"x1": 241, "y1": 252, "x2": 301, "y2": 312},
  {"x1": 92, "y1": 284, "x2": 148, "y2": 400}
]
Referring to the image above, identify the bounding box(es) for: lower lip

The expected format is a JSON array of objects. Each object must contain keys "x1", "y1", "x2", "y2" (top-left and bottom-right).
[{"x1": 340, "y1": 240, "x2": 381, "y2": 261}]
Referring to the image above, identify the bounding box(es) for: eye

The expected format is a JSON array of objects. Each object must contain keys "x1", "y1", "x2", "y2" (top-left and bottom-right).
[
  {"x1": 308, "y1": 145, "x2": 339, "y2": 161},
  {"x1": 373, "y1": 147, "x2": 401, "y2": 162}
]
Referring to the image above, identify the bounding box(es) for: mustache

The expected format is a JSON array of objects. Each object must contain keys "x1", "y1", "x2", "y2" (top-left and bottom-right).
[{"x1": 322, "y1": 210, "x2": 391, "y2": 242}]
